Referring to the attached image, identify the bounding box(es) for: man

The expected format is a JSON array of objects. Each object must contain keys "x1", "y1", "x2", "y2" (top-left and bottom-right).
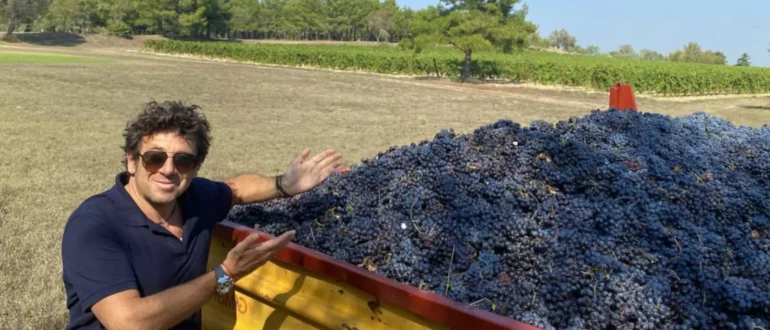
[{"x1": 61, "y1": 100, "x2": 343, "y2": 330}]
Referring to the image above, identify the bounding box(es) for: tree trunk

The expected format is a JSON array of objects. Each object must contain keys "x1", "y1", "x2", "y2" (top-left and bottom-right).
[
  {"x1": 6, "y1": 16, "x2": 17, "y2": 37},
  {"x1": 461, "y1": 49, "x2": 472, "y2": 82}
]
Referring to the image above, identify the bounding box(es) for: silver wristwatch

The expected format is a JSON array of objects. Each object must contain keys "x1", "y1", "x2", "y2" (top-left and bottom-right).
[{"x1": 212, "y1": 265, "x2": 234, "y2": 295}]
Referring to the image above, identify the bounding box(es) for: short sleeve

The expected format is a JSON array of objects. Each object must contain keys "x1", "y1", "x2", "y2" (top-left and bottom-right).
[
  {"x1": 192, "y1": 177, "x2": 233, "y2": 222},
  {"x1": 212, "y1": 180, "x2": 233, "y2": 222},
  {"x1": 61, "y1": 213, "x2": 137, "y2": 311}
]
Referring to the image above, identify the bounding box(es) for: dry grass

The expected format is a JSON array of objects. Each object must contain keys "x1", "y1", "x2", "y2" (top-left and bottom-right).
[{"x1": 0, "y1": 44, "x2": 769, "y2": 330}]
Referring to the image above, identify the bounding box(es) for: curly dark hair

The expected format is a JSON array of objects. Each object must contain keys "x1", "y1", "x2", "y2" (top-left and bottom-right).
[{"x1": 120, "y1": 100, "x2": 212, "y2": 171}]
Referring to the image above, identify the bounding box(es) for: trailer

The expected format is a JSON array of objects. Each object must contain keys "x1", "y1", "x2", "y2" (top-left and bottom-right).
[
  {"x1": 201, "y1": 84, "x2": 640, "y2": 330},
  {"x1": 203, "y1": 221, "x2": 542, "y2": 330}
]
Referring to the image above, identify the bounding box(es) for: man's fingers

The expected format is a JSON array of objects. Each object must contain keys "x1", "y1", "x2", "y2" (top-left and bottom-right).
[
  {"x1": 294, "y1": 148, "x2": 311, "y2": 165},
  {"x1": 308, "y1": 149, "x2": 336, "y2": 166},
  {"x1": 322, "y1": 161, "x2": 342, "y2": 178},
  {"x1": 315, "y1": 152, "x2": 343, "y2": 171},
  {"x1": 233, "y1": 232, "x2": 261, "y2": 253},
  {"x1": 256, "y1": 230, "x2": 296, "y2": 253}
]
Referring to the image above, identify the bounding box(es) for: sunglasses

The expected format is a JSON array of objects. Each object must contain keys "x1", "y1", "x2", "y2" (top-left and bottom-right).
[{"x1": 137, "y1": 150, "x2": 198, "y2": 174}]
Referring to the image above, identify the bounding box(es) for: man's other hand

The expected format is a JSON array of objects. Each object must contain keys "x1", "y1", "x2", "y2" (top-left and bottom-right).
[{"x1": 222, "y1": 230, "x2": 296, "y2": 280}]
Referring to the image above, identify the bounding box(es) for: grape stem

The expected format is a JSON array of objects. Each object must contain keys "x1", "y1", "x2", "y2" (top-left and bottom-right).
[
  {"x1": 673, "y1": 236, "x2": 683, "y2": 253},
  {"x1": 410, "y1": 198, "x2": 422, "y2": 234},
  {"x1": 670, "y1": 269, "x2": 681, "y2": 281},
  {"x1": 426, "y1": 224, "x2": 437, "y2": 240},
  {"x1": 309, "y1": 226, "x2": 316, "y2": 242},
  {"x1": 469, "y1": 297, "x2": 496, "y2": 311},
  {"x1": 619, "y1": 285, "x2": 644, "y2": 297},
  {"x1": 527, "y1": 192, "x2": 540, "y2": 221}
]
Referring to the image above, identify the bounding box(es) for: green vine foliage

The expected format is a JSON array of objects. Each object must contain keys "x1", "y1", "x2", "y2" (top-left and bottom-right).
[{"x1": 143, "y1": 40, "x2": 770, "y2": 96}]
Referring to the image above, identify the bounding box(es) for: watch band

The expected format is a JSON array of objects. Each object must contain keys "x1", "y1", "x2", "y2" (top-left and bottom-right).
[
  {"x1": 213, "y1": 264, "x2": 227, "y2": 280},
  {"x1": 275, "y1": 175, "x2": 291, "y2": 198}
]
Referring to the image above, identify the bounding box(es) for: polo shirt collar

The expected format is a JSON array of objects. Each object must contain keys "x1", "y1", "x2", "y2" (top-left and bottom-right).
[{"x1": 108, "y1": 171, "x2": 191, "y2": 227}]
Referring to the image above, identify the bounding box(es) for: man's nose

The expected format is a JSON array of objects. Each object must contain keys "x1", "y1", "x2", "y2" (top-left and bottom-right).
[{"x1": 159, "y1": 156, "x2": 177, "y2": 176}]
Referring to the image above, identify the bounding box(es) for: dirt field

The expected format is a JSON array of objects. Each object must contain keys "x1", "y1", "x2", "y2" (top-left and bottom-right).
[{"x1": 1, "y1": 36, "x2": 769, "y2": 330}]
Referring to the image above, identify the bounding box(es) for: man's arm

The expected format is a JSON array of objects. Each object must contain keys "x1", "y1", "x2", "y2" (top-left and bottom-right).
[
  {"x1": 224, "y1": 173, "x2": 281, "y2": 206},
  {"x1": 92, "y1": 272, "x2": 217, "y2": 330},
  {"x1": 224, "y1": 148, "x2": 343, "y2": 206},
  {"x1": 91, "y1": 230, "x2": 295, "y2": 330}
]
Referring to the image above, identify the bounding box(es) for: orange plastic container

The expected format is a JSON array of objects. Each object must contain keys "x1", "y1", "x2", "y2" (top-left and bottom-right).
[
  {"x1": 203, "y1": 220, "x2": 542, "y2": 330},
  {"x1": 609, "y1": 82, "x2": 638, "y2": 112}
]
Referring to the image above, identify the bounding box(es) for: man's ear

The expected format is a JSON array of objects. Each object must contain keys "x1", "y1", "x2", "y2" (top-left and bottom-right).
[{"x1": 126, "y1": 152, "x2": 137, "y2": 175}]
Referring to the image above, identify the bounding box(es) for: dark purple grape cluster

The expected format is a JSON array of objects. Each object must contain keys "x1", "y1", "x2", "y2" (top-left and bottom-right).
[{"x1": 227, "y1": 109, "x2": 770, "y2": 330}]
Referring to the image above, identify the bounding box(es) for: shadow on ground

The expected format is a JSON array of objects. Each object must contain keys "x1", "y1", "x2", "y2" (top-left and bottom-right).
[
  {"x1": 3, "y1": 32, "x2": 87, "y2": 46},
  {"x1": 414, "y1": 76, "x2": 446, "y2": 81},
  {"x1": 739, "y1": 105, "x2": 770, "y2": 110}
]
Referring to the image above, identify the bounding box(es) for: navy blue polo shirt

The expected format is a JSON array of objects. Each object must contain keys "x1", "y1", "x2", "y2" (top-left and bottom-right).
[{"x1": 61, "y1": 171, "x2": 233, "y2": 330}]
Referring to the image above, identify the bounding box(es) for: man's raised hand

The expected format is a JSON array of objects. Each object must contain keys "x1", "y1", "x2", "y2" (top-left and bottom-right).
[
  {"x1": 222, "y1": 230, "x2": 296, "y2": 280},
  {"x1": 281, "y1": 148, "x2": 343, "y2": 196}
]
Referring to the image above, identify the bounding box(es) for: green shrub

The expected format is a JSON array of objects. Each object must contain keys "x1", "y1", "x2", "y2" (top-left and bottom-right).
[{"x1": 107, "y1": 21, "x2": 132, "y2": 38}]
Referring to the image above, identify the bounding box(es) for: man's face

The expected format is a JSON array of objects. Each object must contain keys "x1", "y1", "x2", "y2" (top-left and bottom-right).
[{"x1": 126, "y1": 130, "x2": 199, "y2": 206}]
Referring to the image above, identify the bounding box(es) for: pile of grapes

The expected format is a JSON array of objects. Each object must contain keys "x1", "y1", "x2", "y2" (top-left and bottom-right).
[{"x1": 227, "y1": 109, "x2": 770, "y2": 330}]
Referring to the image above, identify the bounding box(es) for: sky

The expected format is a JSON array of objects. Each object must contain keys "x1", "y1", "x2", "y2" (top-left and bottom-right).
[{"x1": 397, "y1": 0, "x2": 770, "y2": 67}]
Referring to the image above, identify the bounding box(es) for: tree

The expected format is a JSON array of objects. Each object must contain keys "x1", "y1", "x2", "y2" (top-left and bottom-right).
[
  {"x1": 45, "y1": 0, "x2": 82, "y2": 32},
  {"x1": 526, "y1": 30, "x2": 552, "y2": 49},
  {"x1": 392, "y1": 6, "x2": 413, "y2": 41},
  {"x1": 548, "y1": 28, "x2": 575, "y2": 51},
  {"x1": 404, "y1": 0, "x2": 535, "y2": 82},
  {"x1": 584, "y1": 45, "x2": 600, "y2": 55},
  {"x1": 668, "y1": 42, "x2": 726, "y2": 65},
  {"x1": 609, "y1": 44, "x2": 637, "y2": 59},
  {"x1": 736, "y1": 53, "x2": 750, "y2": 66},
  {"x1": 708, "y1": 51, "x2": 727, "y2": 65},
  {"x1": 4, "y1": 0, "x2": 530, "y2": 44},
  {"x1": 281, "y1": 0, "x2": 328, "y2": 40},
  {"x1": 639, "y1": 49, "x2": 665, "y2": 61},
  {"x1": 132, "y1": 0, "x2": 179, "y2": 35},
  {"x1": 227, "y1": 0, "x2": 260, "y2": 37},
  {"x1": 203, "y1": 0, "x2": 231, "y2": 38},
  {"x1": 1, "y1": 0, "x2": 50, "y2": 36},
  {"x1": 367, "y1": 0, "x2": 396, "y2": 42}
]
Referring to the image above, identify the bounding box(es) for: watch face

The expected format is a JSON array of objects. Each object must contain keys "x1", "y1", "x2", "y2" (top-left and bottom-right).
[
  {"x1": 217, "y1": 280, "x2": 233, "y2": 295},
  {"x1": 216, "y1": 269, "x2": 234, "y2": 295}
]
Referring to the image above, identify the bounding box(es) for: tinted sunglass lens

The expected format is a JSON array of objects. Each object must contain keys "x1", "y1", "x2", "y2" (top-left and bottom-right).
[
  {"x1": 174, "y1": 154, "x2": 197, "y2": 172},
  {"x1": 140, "y1": 152, "x2": 166, "y2": 172},
  {"x1": 147, "y1": 151, "x2": 168, "y2": 165}
]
